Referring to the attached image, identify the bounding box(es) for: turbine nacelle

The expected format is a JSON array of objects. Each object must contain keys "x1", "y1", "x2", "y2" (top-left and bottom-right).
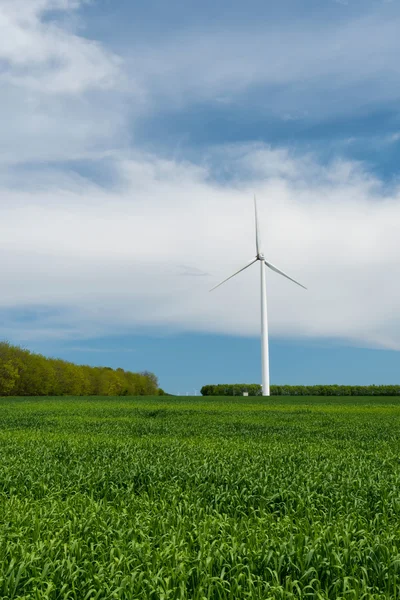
[{"x1": 210, "y1": 197, "x2": 306, "y2": 293}]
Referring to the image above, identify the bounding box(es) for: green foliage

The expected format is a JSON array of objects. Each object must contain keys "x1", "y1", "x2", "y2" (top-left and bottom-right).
[
  {"x1": 0, "y1": 360, "x2": 19, "y2": 395},
  {"x1": 201, "y1": 383, "x2": 262, "y2": 396},
  {"x1": 0, "y1": 341, "x2": 158, "y2": 397},
  {"x1": 0, "y1": 395, "x2": 399, "y2": 598},
  {"x1": 201, "y1": 383, "x2": 400, "y2": 396}
]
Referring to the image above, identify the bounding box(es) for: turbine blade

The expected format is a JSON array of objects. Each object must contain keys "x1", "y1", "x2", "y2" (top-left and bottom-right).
[
  {"x1": 254, "y1": 195, "x2": 261, "y2": 255},
  {"x1": 264, "y1": 260, "x2": 307, "y2": 290},
  {"x1": 210, "y1": 258, "x2": 258, "y2": 292}
]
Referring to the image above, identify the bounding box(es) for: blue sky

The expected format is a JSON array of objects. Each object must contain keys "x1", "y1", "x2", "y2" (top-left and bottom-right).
[{"x1": 1, "y1": 0, "x2": 400, "y2": 393}]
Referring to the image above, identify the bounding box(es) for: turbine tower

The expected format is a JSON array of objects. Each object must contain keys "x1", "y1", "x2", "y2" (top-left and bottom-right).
[{"x1": 210, "y1": 197, "x2": 306, "y2": 396}]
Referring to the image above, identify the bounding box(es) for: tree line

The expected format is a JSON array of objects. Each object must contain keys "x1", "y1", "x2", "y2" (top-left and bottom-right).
[
  {"x1": 201, "y1": 384, "x2": 400, "y2": 396},
  {"x1": 0, "y1": 341, "x2": 159, "y2": 396}
]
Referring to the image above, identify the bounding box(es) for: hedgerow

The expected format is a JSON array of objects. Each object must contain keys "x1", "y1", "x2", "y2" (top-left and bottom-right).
[{"x1": 201, "y1": 383, "x2": 400, "y2": 396}]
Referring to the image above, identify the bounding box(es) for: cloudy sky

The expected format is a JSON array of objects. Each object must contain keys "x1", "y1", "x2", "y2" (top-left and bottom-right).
[{"x1": 1, "y1": 0, "x2": 400, "y2": 393}]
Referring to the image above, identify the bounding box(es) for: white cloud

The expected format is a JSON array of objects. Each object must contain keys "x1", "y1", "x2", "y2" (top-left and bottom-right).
[
  {"x1": 2, "y1": 0, "x2": 399, "y2": 168},
  {"x1": 127, "y1": 10, "x2": 400, "y2": 119},
  {"x1": 1, "y1": 0, "x2": 400, "y2": 354},
  {"x1": 388, "y1": 132, "x2": 400, "y2": 143},
  {"x1": 0, "y1": 0, "x2": 132, "y2": 165},
  {"x1": 0, "y1": 0, "x2": 121, "y2": 94},
  {"x1": 1, "y1": 145, "x2": 400, "y2": 350}
]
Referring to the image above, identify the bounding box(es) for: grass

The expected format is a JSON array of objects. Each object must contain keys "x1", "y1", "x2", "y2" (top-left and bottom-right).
[{"x1": 0, "y1": 395, "x2": 399, "y2": 599}]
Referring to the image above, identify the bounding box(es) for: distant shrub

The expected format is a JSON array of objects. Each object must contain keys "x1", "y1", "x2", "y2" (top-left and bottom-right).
[
  {"x1": 200, "y1": 384, "x2": 400, "y2": 396},
  {"x1": 201, "y1": 384, "x2": 262, "y2": 396}
]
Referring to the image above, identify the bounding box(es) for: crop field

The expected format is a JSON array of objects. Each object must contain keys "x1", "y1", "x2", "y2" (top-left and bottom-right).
[{"x1": 0, "y1": 396, "x2": 399, "y2": 599}]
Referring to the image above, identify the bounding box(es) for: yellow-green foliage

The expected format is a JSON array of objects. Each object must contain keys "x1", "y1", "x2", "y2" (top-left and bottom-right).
[
  {"x1": 0, "y1": 395, "x2": 399, "y2": 598},
  {"x1": 0, "y1": 341, "x2": 158, "y2": 396}
]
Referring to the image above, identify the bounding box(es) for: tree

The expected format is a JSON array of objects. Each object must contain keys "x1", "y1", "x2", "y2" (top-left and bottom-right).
[{"x1": 0, "y1": 340, "x2": 161, "y2": 397}]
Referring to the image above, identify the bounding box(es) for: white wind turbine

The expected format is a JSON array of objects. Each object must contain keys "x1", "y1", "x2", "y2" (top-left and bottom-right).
[{"x1": 210, "y1": 197, "x2": 306, "y2": 396}]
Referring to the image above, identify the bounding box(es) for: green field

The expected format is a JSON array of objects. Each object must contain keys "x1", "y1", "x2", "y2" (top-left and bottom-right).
[{"x1": 0, "y1": 396, "x2": 399, "y2": 599}]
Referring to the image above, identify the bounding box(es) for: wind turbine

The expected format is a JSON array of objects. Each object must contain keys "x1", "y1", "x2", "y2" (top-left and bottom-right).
[{"x1": 210, "y1": 197, "x2": 306, "y2": 396}]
